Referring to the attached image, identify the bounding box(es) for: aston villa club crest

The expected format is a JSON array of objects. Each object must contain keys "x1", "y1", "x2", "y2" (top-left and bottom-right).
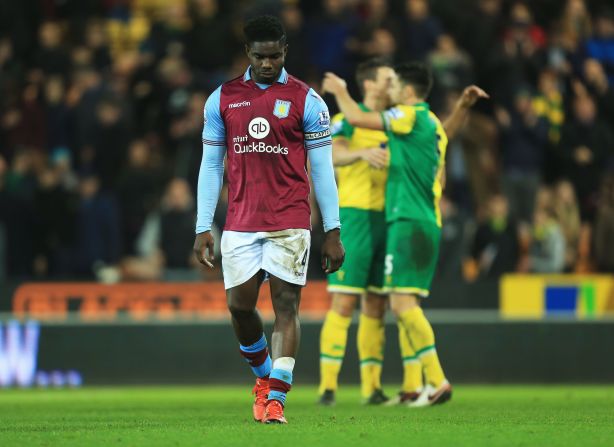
[{"x1": 273, "y1": 100, "x2": 291, "y2": 118}]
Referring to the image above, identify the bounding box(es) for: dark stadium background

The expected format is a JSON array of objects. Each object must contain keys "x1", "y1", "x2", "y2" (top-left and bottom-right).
[{"x1": 1, "y1": 0, "x2": 614, "y2": 386}]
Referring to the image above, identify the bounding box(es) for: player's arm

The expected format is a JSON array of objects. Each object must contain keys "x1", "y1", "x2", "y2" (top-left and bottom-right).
[
  {"x1": 322, "y1": 72, "x2": 384, "y2": 130},
  {"x1": 443, "y1": 85, "x2": 489, "y2": 140},
  {"x1": 331, "y1": 137, "x2": 358, "y2": 166},
  {"x1": 329, "y1": 113, "x2": 386, "y2": 168},
  {"x1": 304, "y1": 89, "x2": 345, "y2": 273},
  {"x1": 329, "y1": 113, "x2": 358, "y2": 166},
  {"x1": 333, "y1": 138, "x2": 389, "y2": 169},
  {"x1": 194, "y1": 86, "x2": 226, "y2": 269}
]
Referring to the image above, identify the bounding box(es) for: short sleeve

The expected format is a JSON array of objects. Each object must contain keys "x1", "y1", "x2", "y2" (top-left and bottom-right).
[
  {"x1": 381, "y1": 105, "x2": 416, "y2": 135},
  {"x1": 303, "y1": 88, "x2": 333, "y2": 150},
  {"x1": 330, "y1": 113, "x2": 354, "y2": 140},
  {"x1": 201, "y1": 86, "x2": 226, "y2": 146}
]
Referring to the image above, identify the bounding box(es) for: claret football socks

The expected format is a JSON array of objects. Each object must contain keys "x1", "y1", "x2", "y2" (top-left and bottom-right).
[
  {"x1": 240, "y1": 334, "x2": 272, "y2": 422},
  {"x1": 265, "y1": 357, "x2": 295, "y2": 424}
]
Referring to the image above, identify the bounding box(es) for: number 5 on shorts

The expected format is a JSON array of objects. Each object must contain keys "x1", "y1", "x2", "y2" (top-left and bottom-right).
[{"x1": 385, "y1": 254, "x2": 393, "y2": 276}]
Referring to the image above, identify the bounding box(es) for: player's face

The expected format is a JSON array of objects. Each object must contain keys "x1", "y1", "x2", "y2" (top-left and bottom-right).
[
  {"x1": 246, "y1": 41, "x2": 287, "y2": 84},
  {"x1": 374, "y1": 67, "x2": 396, "y2": 105},
  {"x1": 388, "y1": 76, "x2": 404, "y2": 104}
]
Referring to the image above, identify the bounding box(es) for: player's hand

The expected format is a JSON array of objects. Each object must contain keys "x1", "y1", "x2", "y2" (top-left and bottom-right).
[
  {"x1": 322, "y1": 72, "x2": 347, "y2": 96},
  {"x1": 321, "y1": 228, "x2": 345, "y2": 274},
  {"x1": 193, "y1": 231, "x2": 215, "y2": 268},
  {"x1": 361, "y1": 148, "x2": 389, "y2": 169},
  {"x1": 458, "y1": 85, "x2": 489, "y2": 109}
]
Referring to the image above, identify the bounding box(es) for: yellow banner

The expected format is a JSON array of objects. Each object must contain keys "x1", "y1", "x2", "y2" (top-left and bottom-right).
[{"x1": 500, "y1": 274, "x2": 614, "y2": 319}]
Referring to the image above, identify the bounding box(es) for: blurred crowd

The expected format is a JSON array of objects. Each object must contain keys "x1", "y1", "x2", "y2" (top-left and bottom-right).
[{"x1": 0, "y1": 0, "x2": 613, "y2": 285}]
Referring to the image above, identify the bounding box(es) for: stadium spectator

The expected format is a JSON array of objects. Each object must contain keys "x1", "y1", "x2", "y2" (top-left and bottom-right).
[
  {"x1": 428, "y1": 34, "x2": 473, "y2": 111},
  {"x1": 582, "y1": 59, "x2": 614, "y2": 130},
  {"x1": 553, "y1": 180, "x2": 581, "y2": 272},
  {"x1": 584, "y1": 8, "x2": 614, "y2": 85},
  {"x1": 495, "y1": 87, "x2": 549, "y2": 223},
  {"x1": 91, "y1": 97, "x2": 131, "y2": 189},
  {"x1": 0, "y1": 38, "x2": 23, "y2": 109},
  {"x1": 84, "y1": 19, "x2": 113, "y2": 71},
  {"x1": 438, "y1": 195, "x2": 472, "y2": 281},
  {"x1": 33, "y1": 165, "x2": 78, "y2": 277},
  {"x1": 1, "y1": 84, "x2": 46, "y2": 155},
  {"x1": 0, "y1": 151, "x2": 37, "y2": 278},
  {"x1": 560, "y1": 0, "x2": 592, "y2": 49},
  {"x1": 32, "y1": 21, "x2": 71, "y2": 78},
  {"x1": 158, "y1": 178, "x2": 200, "y2": 281},
  {"x1": 44, "y1": 77, "x2": 71, "y2": 153},
  {"x1": 71, "y1": 174, "x2": 121, "y2": 278},
  {"x1": 306, "y1": 0, "x2": 355, "y2": 76},
  {"x1": 144, "y1": 1, "x2": 191, "y2": 61},
  {"x1": 557, "y1": 93, "x2": 613, "y2": 221},
  {"x1": 532, "y1": 68, "x2": 564, "y2": 145},
  {"x1": 187, "y1": 0, "x2": 237, "y2": 83},
  {"x1": 594, "y1": 175, "x2": 614, "y2": 272},
  {"x1": 402, "y1": 0, "x2": 442, "y2": 61},
  {"x1": 527, "y1": 196, "x2": 566, "y2": 274},
  {"x1": 280, "y1": 0, "x2": 309, "y2": 79},
  {"x1": 116, "y1": 139, "x2": 166, "y2": 256},
  {"x1": 466, "y1": 194, "x2": 520, "y2": 280},
  {"x1": 499, "y1": 2, "x2": 546, "y2": 104},
  {"x1": 347, "y1": 0, "x2": 401, "y2": 62}
]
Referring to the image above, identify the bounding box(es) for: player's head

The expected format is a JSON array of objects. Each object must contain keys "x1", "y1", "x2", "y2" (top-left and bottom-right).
[
  {"x1": 355, "y1": 58, "x2": 395, "y2": 104},
  {"x1": 244, "y1": 15, "x2": 287, "y2": 84},
  {"x1": 389, "y1": 62, "x2": 433, "y2": 104}
]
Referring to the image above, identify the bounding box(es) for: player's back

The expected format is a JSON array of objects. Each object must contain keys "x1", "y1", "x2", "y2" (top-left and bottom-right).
[
  {"x1": 385, "y1": 103, "x2": 448, "y2": 227},
  {"x1": 331, "y1": 107, "x2": 388, "y2": 212}
]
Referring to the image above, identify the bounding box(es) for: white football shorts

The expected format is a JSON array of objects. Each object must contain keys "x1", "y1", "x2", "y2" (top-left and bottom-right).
[{"x1": 220, "y1": 229, "x2": 311, "y2": 289}]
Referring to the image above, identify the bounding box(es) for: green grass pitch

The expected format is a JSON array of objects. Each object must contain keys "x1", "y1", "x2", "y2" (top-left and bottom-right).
[{"x1": 0, "y1": 386, "x2": 613, "y2": 446}]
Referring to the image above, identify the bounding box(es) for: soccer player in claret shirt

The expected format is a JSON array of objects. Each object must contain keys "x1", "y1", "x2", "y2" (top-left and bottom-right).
[
  {"x1": 193, "y1": 15, "x2": 344, "y2": 424},
  {"x1": 323, "y1": 63, "x2": 487, "y2": 405}
]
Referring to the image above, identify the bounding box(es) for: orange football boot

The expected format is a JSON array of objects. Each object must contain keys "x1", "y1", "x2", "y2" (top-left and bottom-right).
[
  {"x1": 263, "y1": 399, "x2": 287, "y2": 424},
  {"x1": 252, "y1": 377, "x2": 269, "y2": 422}
]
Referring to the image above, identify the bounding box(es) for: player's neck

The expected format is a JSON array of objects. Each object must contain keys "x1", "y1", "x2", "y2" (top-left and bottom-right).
[
  {"x1": 403, "y1": 96, "x2": 425, "y2": 106},
  {"x1": 363, "y1": 95, "x2": 386, "y2": 112}
]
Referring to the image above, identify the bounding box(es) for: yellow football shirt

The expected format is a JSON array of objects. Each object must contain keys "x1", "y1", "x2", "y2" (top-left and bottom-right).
[{"x1": 331, "y1": 104, "x2": 388, "y2": 211}]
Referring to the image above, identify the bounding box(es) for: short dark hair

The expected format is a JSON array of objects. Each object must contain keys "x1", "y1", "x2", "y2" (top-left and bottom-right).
[
  {"x1": 355, "y1": 57, "x2": 393, "y2": 96},
  {"x1": 244, "y1": 15, "x2": 286, "y2": 45},
  {"x1": 395, "y1": 62, "x2": 433, "y2": 99}
]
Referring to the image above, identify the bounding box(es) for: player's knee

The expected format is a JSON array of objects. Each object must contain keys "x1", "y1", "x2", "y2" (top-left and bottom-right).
[
  {"x1": 389, "y1": 294, "x2": 419, "y2": 317},
  {"x1": 227, "y1": 301, "x2": 257, "y2": 320},
  {"x1": 362, "y1": 294, "x2": 386, "y2": 319},
  {"x1": 331, "y1": 294, "x2": 357, "y2": 317},
  {"x1": 272, "y1": 290, "x2": 299, "y2": 318}
]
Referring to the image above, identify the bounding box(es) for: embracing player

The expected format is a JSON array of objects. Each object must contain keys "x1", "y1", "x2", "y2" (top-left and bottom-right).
[
  {"x1": 323, "y1": 63, "x2": 487, "y2": 405},
  {"x1": 319, "y1": 58, "x2": 421, "y2": 405},
  {"x1": 194, "y1": 15, "x2": 344, "y2": 424}
]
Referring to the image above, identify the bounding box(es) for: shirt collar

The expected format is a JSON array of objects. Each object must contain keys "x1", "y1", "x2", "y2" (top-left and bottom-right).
[{"x1": 243, "y1": 66, "x2": 288, "y2": 84}]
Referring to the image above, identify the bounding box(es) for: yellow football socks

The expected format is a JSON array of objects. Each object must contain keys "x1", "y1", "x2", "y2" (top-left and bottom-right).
[
  {"x1": 398, "y1": 322, "x2": 424, "y2": 393},
  {"x1": 357, "y1": 313, "x2": 385, "y2": 398},
  {"x1": 399, "y1": 307, "x2": 446, "y2": 388},
  {"x1": 319, "y1": 310, "x2": 352, "y2": 394}
]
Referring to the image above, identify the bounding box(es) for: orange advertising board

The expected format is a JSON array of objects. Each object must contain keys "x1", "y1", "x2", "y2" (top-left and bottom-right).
[{"x1": 12, "y1": 281, "x2": 331, "y2": 321}]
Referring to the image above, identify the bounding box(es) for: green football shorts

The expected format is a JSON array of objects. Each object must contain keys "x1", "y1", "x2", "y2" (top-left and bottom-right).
[
  {"x1": 327, "y1": 208, "x2": 387, "y2": 295},
  {"x1": 384, "y1": 219, "x2": 441, "y2": 297}
]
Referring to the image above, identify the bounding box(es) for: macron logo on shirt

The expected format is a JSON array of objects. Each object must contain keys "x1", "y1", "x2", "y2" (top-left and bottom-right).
[{"x1": 229, "y1": 101, "x2": 251, "y2": 108}]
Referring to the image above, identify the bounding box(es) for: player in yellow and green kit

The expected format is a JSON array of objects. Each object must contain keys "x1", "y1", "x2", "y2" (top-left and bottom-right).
[
  {"x1": 318, "y1": 59, "x2": 398, "y2": 406},
  {"x1": 323, "y1": 62, "x2": 487, "y2": 405}
]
